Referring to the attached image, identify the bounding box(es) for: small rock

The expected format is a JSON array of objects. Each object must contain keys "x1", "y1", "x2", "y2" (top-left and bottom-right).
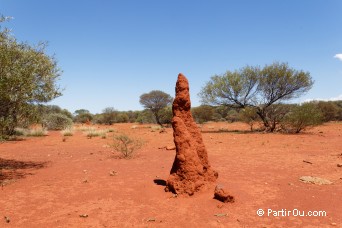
[
  {"x1": 303, "y1": 160, "x2": 313, "y2": 164},
  {"x1": 79, "y1": 214, "x2": 88, "y2": 218},
  {"x1": 214, "y1": 185, "x2": 235, "y2": 203},
  {"x1": 166, "y1": 145, "x2": 176, "y2": 150},
  {"x1": 330, "y1": 222, "x2": 337, "y2": 226},
  {"x1": 337, "y1": 164, "x2": 342, "y2": 168},
  {"x1": 109, "y1": 170, "x2": 117, "y2": 176},
  {"x1": 147, "y1": 217, "x2": 156, "y2": 222},
  {"x1": 4, "y1": 216, "x2": 10, "y2": 223},
  {"x1": 214, "y1": 213, "x2": 227, "y2": 217}
]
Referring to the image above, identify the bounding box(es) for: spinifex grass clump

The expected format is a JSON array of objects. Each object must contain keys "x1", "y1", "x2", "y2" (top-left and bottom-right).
[
  {"x1": 14, "y1": 127, "x2": 48, "y2": 137},
  {"x1": 27, "y1": 128, "x2": 48, "y2": 137},
  {"x1": 111, "y1": 134, "x2": 143, "y2": 159},
  {"x1": 84, "y1": 129, "x2": 109, "y2": 138},
  {"x1": 61, "y1": 127, "x2": 74, "y2": 136},
  {"x1": 77, "y1": 126, "x2": 96, "y2": 132}
]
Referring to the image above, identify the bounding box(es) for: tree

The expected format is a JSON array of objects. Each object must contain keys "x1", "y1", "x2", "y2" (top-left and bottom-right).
[
  {"x1": 73, "y1": 109, "x2": 93, "y2": 123},
  {"x1": 102, "y1": 107, "x2": 118, "y2": 125},
  {"x1": 199, "y1": 62, "x2": 313, "y2": 132},
  {"x1": 139, "y1": 90, "x2": 173, "y2": 126},
  {"x1": 0, "y1": 16, "x2": 62, "y2": 137}
]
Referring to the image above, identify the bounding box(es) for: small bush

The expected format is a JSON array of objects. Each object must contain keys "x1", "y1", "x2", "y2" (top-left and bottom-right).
[
  {"x1": 111, "y1": 134, "x2": 143, "y2": 158},
  {"x1": 239, "y1": 107, "x2": 259, "y2": 131},
  {"x1": 43, "y1": 113, "x2": 73, "y2": 130},
  {"x1": 281, "y1": 103, "x2": 323, "y2": 133}
]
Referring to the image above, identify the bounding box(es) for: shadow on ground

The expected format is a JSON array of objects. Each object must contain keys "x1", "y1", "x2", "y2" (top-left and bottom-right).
[
  {"x1": 0, "y1": 158, "x2": 48, "y2": 186},
  {"x1": 201, "y1": 129, "x2": 256, "y2": 134},
  {"x1": 153, "y1": 179, "x2": 167, "y2": 186}
]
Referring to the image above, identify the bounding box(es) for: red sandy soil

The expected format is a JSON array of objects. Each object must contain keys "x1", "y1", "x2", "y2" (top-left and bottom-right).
[{"x1": 0, "y1": 122, "x2": 341, "y2": 227}]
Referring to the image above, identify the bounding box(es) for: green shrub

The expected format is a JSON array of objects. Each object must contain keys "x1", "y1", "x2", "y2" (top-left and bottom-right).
[
  {"x1": 316, "y1": 101, "x2": 340, "y2": 122},
  {"x1": 0, "y1": 116, "x2": 16, "y2": 138},
  {"x1": 111, "y1": 134, "x2": 143, "y2": 158},
  {"x1": 239, "y1": 107, "x2": 259, "y2": 131},
  {"x1": 281, "y1": 103, "x2": 323, "y2": 133},
  {"x1": 225, "y1": 109, "x2": 240, "y2": 123},
  {"x1": 43, "y1": 113, "x2": 73, "y2": 130},
  {"x1": 191, "y1": 105, "x2": 214, "y2": 123}
]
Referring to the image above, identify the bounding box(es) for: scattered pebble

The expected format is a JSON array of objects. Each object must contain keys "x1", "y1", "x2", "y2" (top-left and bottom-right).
[
  {"x1": 303, "y1": 160, "x2": 313, "y2": 164},
  {"x1": 147, "y1": 217, "x2": 156, "y2": 222},
  {"x1": 79, "y1": 214, "x2": 88, "y2": 218},
  {"x1": 4, "y1": 216, "x2": 10, "y2": 223},
  {"x1": 214, "y1": 213, "x2": 227, "y2": 217},
  {"x1": 166, "y1": 145, "x2": 176, "y2": 150},
  {"x1": 109, "y1": 170, "x2": 117, "y2": 176},
  {"x1": 337, "y1": 164, "x2": 342, "y2": 168}
]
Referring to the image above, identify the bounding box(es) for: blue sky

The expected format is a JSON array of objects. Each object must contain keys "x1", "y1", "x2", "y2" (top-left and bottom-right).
[{"x1": 1, "y1": 0, "x2": 342, "y2": 114}]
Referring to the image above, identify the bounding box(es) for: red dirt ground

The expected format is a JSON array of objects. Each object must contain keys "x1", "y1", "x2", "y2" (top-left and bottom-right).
[{"x1": 0, "y1": 122, "x2": 341, "y2": 227}]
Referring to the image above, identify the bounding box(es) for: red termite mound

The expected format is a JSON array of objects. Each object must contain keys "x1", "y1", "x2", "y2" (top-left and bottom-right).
[{"x1": 165, "y1": 73, "x2": 218, "y2": 196}]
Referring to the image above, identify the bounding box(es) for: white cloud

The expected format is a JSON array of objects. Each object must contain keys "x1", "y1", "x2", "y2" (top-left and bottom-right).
[
  {"x1": 329, "y1": 94, "x2": 342, "y2": 101},
  {"x1": 334, "y1": 54, "x2": 342, "y2": 61},
  {"x1": 304, "y1": 94, "x2": 342, "y2": 103}
]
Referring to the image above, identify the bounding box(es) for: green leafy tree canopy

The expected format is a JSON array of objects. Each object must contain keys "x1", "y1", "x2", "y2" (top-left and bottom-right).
[
  {"x1": 0, "y1": 16, "x2": 62, "y2": 136},
  {"x1": 200, "y1": 62, "x2": 313, "y2": 131},
  {"x1": 139, "y1": 90, "x2": 173, "y2": 126}
]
